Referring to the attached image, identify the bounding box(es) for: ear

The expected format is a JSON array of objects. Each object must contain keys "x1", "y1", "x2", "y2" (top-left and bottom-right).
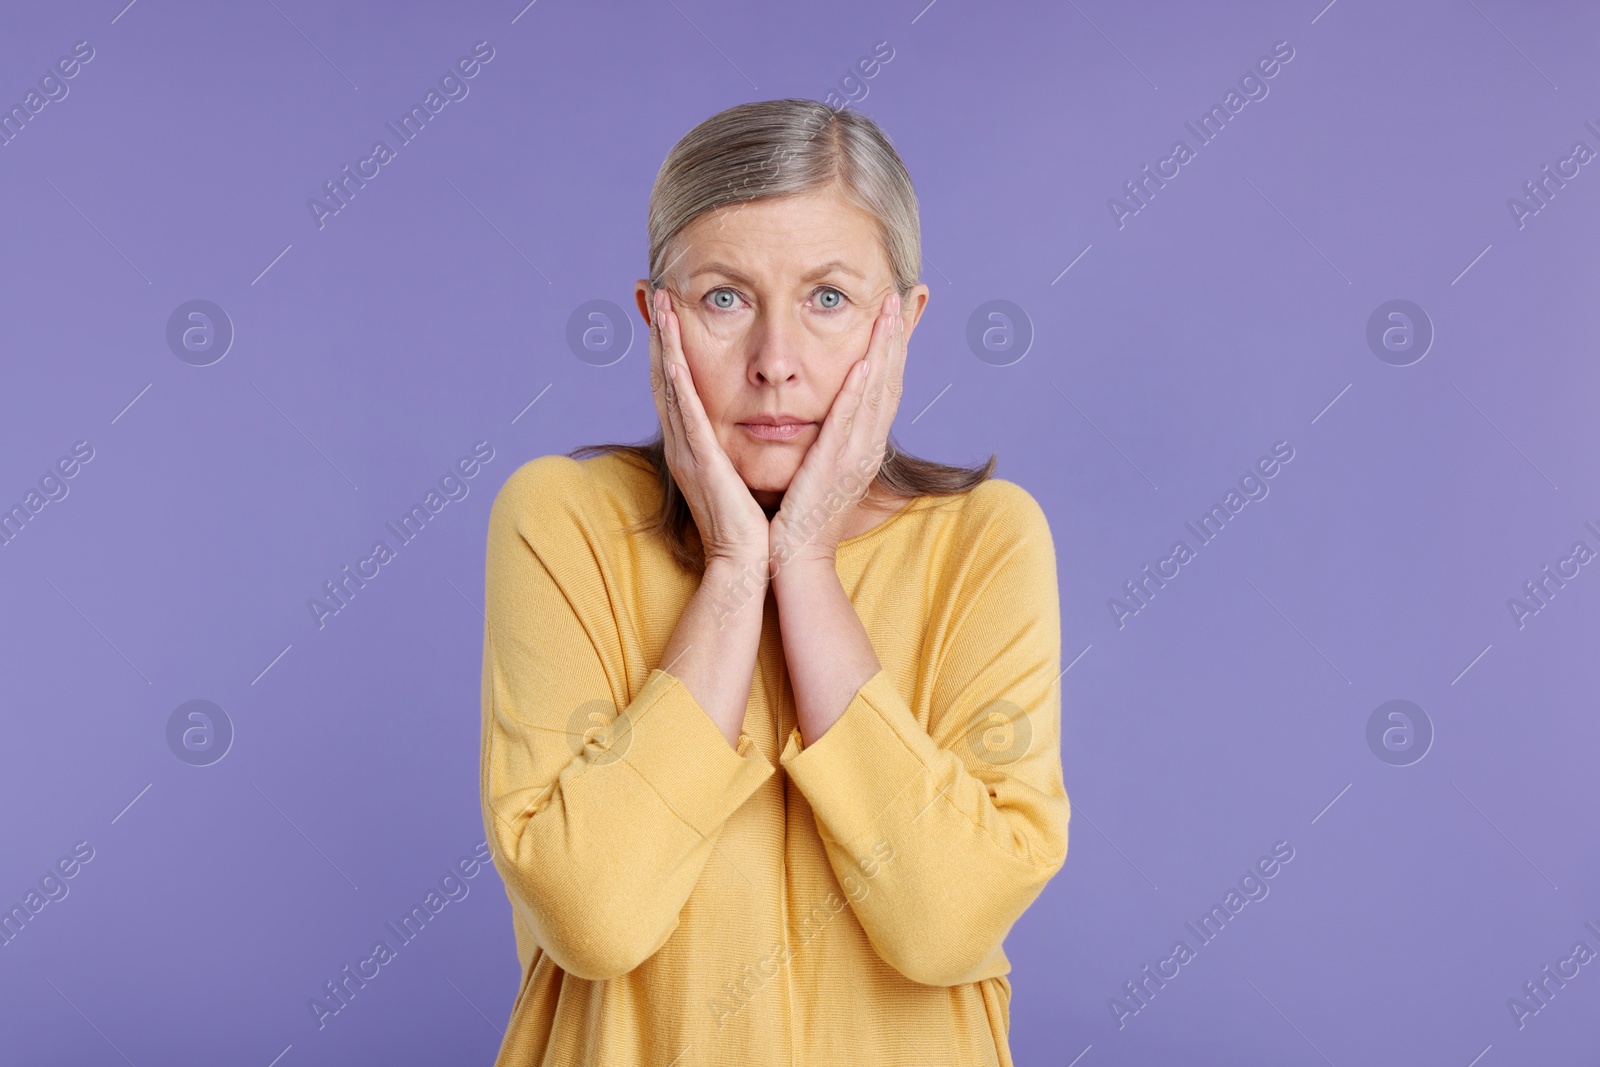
[
  {"x1": 633, "y1": 279, "x2": 653, "y2": 327},
  {"x1": 899, "y1": 283, "x2": 931, "y2": 340}
]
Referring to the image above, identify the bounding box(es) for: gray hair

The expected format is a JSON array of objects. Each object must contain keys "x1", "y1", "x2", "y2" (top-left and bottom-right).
[{"x1": 645, "y1": 98, "x2": 921, "y2": 300}]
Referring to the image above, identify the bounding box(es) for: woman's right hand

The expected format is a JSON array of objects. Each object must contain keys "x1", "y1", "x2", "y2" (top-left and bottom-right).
[{"x1": 648, "y1": 286, "x2": 771, "y2": 572}]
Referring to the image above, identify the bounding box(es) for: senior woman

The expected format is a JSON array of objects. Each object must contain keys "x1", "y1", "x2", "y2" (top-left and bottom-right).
[{"x1": 480, "y1": 98, "x2": 1069, "y2": 1067}]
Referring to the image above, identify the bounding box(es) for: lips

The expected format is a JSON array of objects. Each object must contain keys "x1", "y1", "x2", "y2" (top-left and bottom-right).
[
  {"x1": 739, "y1": 416, "x2": 810, "y2": 426},
  {"x1": 738, "y1": 420, "x2": 812, "y2": 441}
]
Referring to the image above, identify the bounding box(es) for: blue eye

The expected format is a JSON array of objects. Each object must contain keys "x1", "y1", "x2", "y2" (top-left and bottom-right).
[{"x1": 702, "y1": 286, "x2": 848, "y2": 312}]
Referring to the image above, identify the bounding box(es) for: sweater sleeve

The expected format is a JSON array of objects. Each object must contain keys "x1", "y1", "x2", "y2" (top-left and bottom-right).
[
  {"x1": 777, "y1": 485, "x2": 1069, "y2": 987},
  {"x1": 480, "y1": 458, "x2": 776, "y2": 981}
]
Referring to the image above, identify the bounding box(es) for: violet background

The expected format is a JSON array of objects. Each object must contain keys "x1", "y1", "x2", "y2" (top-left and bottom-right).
[{"x1": 2, "y1": 1, "x2": 1597, "y2": 1064}]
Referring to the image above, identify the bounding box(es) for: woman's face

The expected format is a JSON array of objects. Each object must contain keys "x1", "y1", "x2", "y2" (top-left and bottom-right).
[{"x1": 634, "y1": 186, "x2": 929, "y2": 509}]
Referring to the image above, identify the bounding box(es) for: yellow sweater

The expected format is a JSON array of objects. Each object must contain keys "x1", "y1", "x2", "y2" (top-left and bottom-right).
[{"x1": 479, "y1": 450, "x2": 1069, "y2": 1066}]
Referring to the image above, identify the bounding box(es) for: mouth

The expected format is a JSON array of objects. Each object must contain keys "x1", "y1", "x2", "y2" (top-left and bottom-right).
[{"x1": 737, "y1": 421, "x2": 813, "y2": 442}]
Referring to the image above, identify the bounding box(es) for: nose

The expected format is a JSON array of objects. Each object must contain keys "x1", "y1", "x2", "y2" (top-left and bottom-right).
[{"x1": 746, "y1": 309, "x2": 802, "y2": 386}]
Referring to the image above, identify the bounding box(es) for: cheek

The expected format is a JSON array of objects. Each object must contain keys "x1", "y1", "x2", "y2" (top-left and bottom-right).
[
  {"x1": 831, "y1": 309, "x2": 883, "y2": 362},
  {"x1": 681, "y1": 350, "x2": 735, "y2": 425},
  {"x1": 819, "y1": 312, "x2": 875, "y2": 376},
  {"x1": 679, "y1": 317, "x2": 743, "y2": 397},
  {"x1": 817, "y1": 361, "x2": 853, "y2": 400},
  {"x1": 798, "y1": 311, "x2": 864, "y2": 358},
  {"x1": 826, "y1": 307, "x2": 872, "y2": 337},
  {"x1": 690, "y1": 310, "x2": 745, "y2": 349}
]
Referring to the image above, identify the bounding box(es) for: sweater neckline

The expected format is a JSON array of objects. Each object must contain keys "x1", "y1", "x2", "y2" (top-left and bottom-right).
[
  {"x1": 837, "y1": 493, "x2": 927, "y2": 553},
  {"x1": 601, "y1": 451, "x2": 926, "y2": 554}
]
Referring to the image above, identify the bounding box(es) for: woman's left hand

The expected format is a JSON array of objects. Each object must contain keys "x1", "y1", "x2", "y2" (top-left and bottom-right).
[{"x1": 769, "y1": 291, "x2": 907, "y2": 571}]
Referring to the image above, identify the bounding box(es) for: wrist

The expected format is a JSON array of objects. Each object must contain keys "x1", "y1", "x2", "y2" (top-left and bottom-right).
[
  {"x1": 704, "y1": 552, "x2": 770, "y2": 581},
  {"x1": 769, "y1": 551, "x2": 837, "y2": 594},
  {"x1": 701, "y1": 555, "x2": 769, "y2": 628},
  {"x1": 768, "y1": 505, "x2": 845, "y2": 556},
  {"x1": 769, "y1": 525, "x2": 840, "y2": 572}
]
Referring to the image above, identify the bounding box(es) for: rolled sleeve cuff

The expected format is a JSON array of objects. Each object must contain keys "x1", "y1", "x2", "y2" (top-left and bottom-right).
[
  {"x1": 778, "y1": 668, "x2": 929, "y2": 847},
  {"x1": 621, "y1": 668, "x2": 776, "y2": 838}
]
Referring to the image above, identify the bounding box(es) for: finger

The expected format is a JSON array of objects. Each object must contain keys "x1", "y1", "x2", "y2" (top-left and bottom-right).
[
  {"x1": 859, "y1": 294, "x2": 886, "y2": 383},
  {"x1": 654, "y1": 296, "x2": 687, "y2": 468},
  {"x1": 665, "y1": 363, "x2": 692, "y2": 469},
  {"x1": 663, "y1": 348, "x2": 691, "y2": 469},
  {"x1": 887, "y1": 293, "x2": 908, "y2": 403},
  {"x1": 849, "y1": 301, "x2": 897, "y2": 459},
  {"x1": 656, "y1": 292, "x2": 687, "y2": 452},
  {"x1": 814, "y1": 355, "x2": 870, "y2": 462},
  {"x1": 859, "y1": 295, "x2": 897, "y2": 422},
  {"x1": 878, "y1": 300, "x2": 907, "y2": 438},
  {"x1": 864, "y1": 296, "x2": 907, "y2": 454},
  {"x1": 649, "y1": 289, "x2": 672, "y2": 433},
  {"x1": 650, "y1": 289, "x2": 671, "y2": 412},
  {"x1": 654, "y1": 289, "x2": 690, "y2": 461},
  {"x1": 659, "y1": 295, "x2": 716, "y2": 468}
]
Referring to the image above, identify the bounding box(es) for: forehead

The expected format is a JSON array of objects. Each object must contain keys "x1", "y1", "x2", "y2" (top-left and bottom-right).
[{"x1": 671, "y1": 187, "x2": 890, "y2": 286}]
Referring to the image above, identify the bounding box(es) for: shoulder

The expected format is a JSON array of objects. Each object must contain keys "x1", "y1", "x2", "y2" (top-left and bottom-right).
[
  {"x1": 915, "y1": 477, "x2": 1058, "y2": 607},
  {"x1": 958, "y1": 477, "x2": 1050, "y2": 526},
  {"x1": 938, "y1": 477, "x2": 1054, "y2": 556},
  {"x1": 488, "y1": 454, "x2": 582, "y2": 532},
  {"x1": 488, "y1": 451, "x2": 655, "y2": 549},
  {"x1": 935, "y1": 478, "x2": 1059, "y2": 614}
]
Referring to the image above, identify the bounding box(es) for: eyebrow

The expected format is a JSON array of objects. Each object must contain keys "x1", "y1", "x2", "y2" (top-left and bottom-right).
[{"x1": 684, "y1": 259, "x2": 866, "y2": 286}]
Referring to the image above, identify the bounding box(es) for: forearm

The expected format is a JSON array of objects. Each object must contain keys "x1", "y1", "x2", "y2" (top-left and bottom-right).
[
  {"x1": 774, "y1": 653, "x2": 1070, "y2": 986},
  {"x1": 660, "y1": 556, "x2": 769, "y2": 747},
  {"x1": 771, "y1": 558, "x2": 880, "y2": 747}
]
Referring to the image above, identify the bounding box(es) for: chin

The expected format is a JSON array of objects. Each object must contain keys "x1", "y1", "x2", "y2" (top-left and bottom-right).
[{"x1": 736, "y1": 456, "x2": 798, "y2": 499}]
